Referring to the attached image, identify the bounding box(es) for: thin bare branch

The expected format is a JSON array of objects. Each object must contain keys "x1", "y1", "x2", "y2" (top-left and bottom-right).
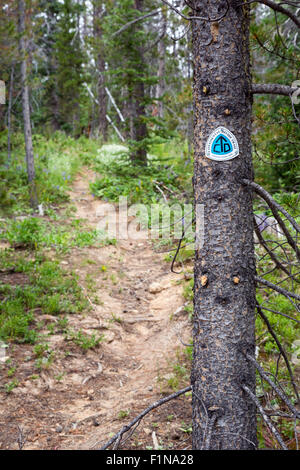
[
  {"x1": 254, "y1": 217, "x2": 291, "y2": 276},
  {"x1": 244, "y1": 179, "x2": 300, "y2": 259},
  {"x1": 244, "y1": 180, "x2": 300, "y2": 233},
  {"x1": 255, "y1": 275, "x2": 300, "y2": 302},
  {"x1": 257, "y1": 304, "x2": 299, "y2": 401},
  {"x1": 99, "y1": 385, "x2": 192, "y2": 450},
  {"x1": 257, "y1": 0, "x2": 300, "y2": 29},
  {"x1": 258, "y1": 304, "x2": 300, "y2": 324},
  {"x1": 159, "y1": 0, "x2": 229, "y2": 22},
  {"x1": 171, "y1": 218, "x2": 194, "y2": 274},
  {"x1": 112, "y1": 9, "x2": 161, "y2": 37},
  {"x1": 245, "y1": 353, "x2": 300, "y2": 418},
  {"x1": 252, "y1": 83, "x2": 297, "y2": 96},
  {"x1": 242, "y1": 384, "x2": 289, "y2": 450}
]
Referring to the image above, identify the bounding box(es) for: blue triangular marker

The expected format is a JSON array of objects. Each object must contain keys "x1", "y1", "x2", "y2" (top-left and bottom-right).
[
  {"x1": 205, "y1": 127, "x2": 239, "y2": 161},
  {"x1": 211, "y1": 133, "x2": 233, "y2": 155}
]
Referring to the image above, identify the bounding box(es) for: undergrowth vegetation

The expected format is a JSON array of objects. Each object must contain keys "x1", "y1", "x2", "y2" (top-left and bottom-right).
[
  {"x1": 0, "y1": 132, "x2": 299, "y2": 447},
  {"x1": 91, "y1": 139, "x2": 193, "y2": 206},
  {"x1": 0, "y1": 251, "x2": 88, "y2": 343},
  {"x1": 0, "y1": 216, "x2": 116, "y2": 252},
  {"x1": 0, "y1": 131, "x2": 98, "y2": 215}
]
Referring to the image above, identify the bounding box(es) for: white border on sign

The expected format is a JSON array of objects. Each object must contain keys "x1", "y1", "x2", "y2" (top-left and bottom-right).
[{"x1": 205, "y1": 126, "x2": 239, "y2": 161}]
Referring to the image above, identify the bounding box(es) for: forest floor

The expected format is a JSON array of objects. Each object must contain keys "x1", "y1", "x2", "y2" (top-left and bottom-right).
[{"x1": 0, "y1": 167, "x2": 193, "y2": 450}]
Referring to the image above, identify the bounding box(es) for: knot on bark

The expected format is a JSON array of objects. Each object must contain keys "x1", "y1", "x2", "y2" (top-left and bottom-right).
[{"x1": 215, "y1": 295, "x2": 231, "y2": 306}]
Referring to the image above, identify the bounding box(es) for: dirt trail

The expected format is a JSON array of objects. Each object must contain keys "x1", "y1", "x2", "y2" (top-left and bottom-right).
[{"x1": 0, "y1": 168, "x2": 192, "y2": 450}]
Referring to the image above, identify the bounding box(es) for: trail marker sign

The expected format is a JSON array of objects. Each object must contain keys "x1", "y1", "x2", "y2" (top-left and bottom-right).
[{"x1": 205, "y1": 127, "x2": 239, "y2": 161}]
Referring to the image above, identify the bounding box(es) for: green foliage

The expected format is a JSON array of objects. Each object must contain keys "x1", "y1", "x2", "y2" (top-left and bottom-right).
[
  {"x1": 65, "y1": 329, "x2": 104, "y2": 351},
  {"x1": 3, "y1": 217, "x2": 45, "y2": 249},
  {"x1": 103, "y1": 0, "x2": 172, "y2": 160},
  {"x1": 118, "y1": 409, "x2": 130, "y2": 420},
  {"x1": 251, "y1": 5, "x2": 300, "y2": 192},
  {"x1": 255, "y1": 288, "x2": 299, "y2": 357},
  {"x1": 35, "y1": 350, "x2": 55, "y2": 370},
  {"x1": 0, "y1": 132, "x2": 98, "y2": 215},
  {"x1": 91, "y1": 139, "x2": 192, "y2": 206},
  {"x1": 4, "y1": 379, "x2": 19, "y2": 394},
  {"x1": 0, "y1": 214, "x2": 115, "y2": 253},
  {"x1": 37, "y1": 0, "x2": 88, "y2": 135}
]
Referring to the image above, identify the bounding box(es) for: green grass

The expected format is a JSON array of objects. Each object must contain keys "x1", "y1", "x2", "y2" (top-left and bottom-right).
[
  {"x1": 0, "y1": 216, "x2": 116, "y2": 253},
  {"x1": 0, "y1": 131, "x2": 99, "y2": 216},
  {"x1": 118, "y1": 409, "x2": 130, "y2": 420},
  {"x1": 64, "y1": 329, "x2": 104, "y2": 351},
  {"x1": 0, "y1": 251, "x2": 88, "y2": 344}
]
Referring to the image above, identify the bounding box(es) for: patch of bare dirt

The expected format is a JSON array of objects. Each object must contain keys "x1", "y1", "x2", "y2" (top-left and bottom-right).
[
  {"x1": 0, "y1": 167, "x2": 192, "y2": 450},
  {"x1": 0, "y1": 271, "x2": 29, "y2": 287}
]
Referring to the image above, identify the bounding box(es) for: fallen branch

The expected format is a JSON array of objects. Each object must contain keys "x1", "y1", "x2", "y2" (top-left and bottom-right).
[
  {"x1": 17, "y1": 425, "x2": 26, "y2": 450},
  {"x1": 99, "y1": 385, "x2": 192, "y2": 450}
]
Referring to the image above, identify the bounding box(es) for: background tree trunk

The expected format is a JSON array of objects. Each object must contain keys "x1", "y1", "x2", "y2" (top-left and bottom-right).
[
  {"x1": 156, "y1": 12, "x2": 167, "y2": 119},
  {"x1": 7, "y1": 65, "x2": 14, "y2": 163},
  {"x1": 18, "y1": 0, "x2": 38, "y2": 210},
  {"x1": 130, "y1": 0, "x2": 148, "y2": 165},
  {"x1": 93, "y1": 0, "x2": 108, "y2": 141},
  {"x1": 191, "y1": 1, "x2": 257, "y2": 449}
]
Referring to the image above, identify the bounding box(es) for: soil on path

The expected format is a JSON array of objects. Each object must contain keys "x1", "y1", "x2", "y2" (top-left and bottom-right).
[{"x1": 0, "y1": 168, "x2": 192, "y2": 450}]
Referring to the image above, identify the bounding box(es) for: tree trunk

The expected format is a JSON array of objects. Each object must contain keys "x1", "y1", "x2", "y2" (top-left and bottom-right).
[
  {"x1": 156, "y1": 12, "x2": 167, "y2": 119},
  {"x1": 93, "y1": 1, "x2": 108, "y2": 141},
  {"x1": 130, "y1": 0, "x2": 148, "y2": 165},
  {"x1": 18, "y1": 0, "x2": 38, "y2": 210},
  {"x1": 187, "y1": 28, "x2": 193, "y2": 160},
  {"x1": 191, "y1": 1, "x2": 257, "y2": 450},
  {"x1": 7, "y1": 65, "x2": 14, "y2": 163}
]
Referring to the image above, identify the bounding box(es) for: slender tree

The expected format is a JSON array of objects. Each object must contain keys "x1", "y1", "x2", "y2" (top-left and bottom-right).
[
  {"x1": 104, "y1": 0, "x2": 154, "y2": 164},
  {"x1": 7, "y1": 65, "x2": 14, "y2": 162},
  {"x1": 156, "y1": 9, "x2": 167, "y2": 119},
  {"x1": 18, "y1": 0, "x2": 38, "y2": 209},
  {"x1": 129, "y1": 0, "x2": 148, "y2": 164},
  {"x1": 93, "y1": 0, "x2": 108, "y2": 140}
]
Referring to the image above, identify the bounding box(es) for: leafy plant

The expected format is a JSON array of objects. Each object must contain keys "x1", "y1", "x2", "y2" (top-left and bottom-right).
[{"x1": 65, "y1": 329, "x2": 104, "y2": 351}]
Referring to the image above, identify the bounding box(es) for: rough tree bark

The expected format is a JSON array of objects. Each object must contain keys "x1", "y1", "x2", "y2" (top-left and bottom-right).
[
  {"x1": 93, "y1": 0, "x2": 108, "y2": 141},
  {"x1": 191, "y1": 1, "x2": 257, "y2": 449},
  {"x1": 18, "y1": 0, "x2": 38, "y2": 210}
]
